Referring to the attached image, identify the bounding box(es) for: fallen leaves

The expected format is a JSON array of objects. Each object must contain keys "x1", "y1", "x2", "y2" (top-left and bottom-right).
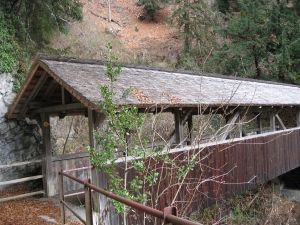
[
  {"x1": 0, "y1": 185, "x2": 82, "y2": 225},
  {"x1": 132, "y1": 89, "x2": 154, "y2": 103},
  {"x1": 161, "y1": 93, "x2": 181, "y2": 104}
]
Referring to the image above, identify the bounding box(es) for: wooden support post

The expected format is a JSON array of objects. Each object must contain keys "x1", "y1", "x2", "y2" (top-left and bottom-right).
[
  {"x1": 88, "y1": 109, "x2": 108, "y2": 223},
  {"x1": 297, "y1": 107, "x2": 300, "y2": 127},
  {"x1": 270, "y1": 109, "x2": 276, "y2": 132},
  {"x1": 88, "y1": 109, "x2": 96, "y2": 149},
  {"x1": 174, "y1": 109, "x2": 184, "y2": 146},
  {"x1": 84, "y1": 179, "x2": 93, "y2": 225},
  {"x1": 41, "y1": 113, "x2": 54, "y2": 197},
  {"x1": 167, "y1": 108, "x2": 194, "y2": 147},
  {"x1": 237, "y1": 114, "x2": 242, "y2": 138},
  {"x1": 257, "y1": 113, "x2": 262, "y2": 134},
  {"x1": 187, "y1": 115, "x2": 193, "y2": 145},
  {"x1": 59, "y1": 170, "x2": 65, "y2": 224}
]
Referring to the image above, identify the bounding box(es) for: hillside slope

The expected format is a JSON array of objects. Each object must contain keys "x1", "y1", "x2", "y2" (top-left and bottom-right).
[{"x1": 50, "y1": 0, "x2": 181, "y2": 67}]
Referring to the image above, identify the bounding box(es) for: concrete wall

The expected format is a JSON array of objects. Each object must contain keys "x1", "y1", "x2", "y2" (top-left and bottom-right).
[{"x1": 0, "y1": 72, "x2": 42, "y2": 189}]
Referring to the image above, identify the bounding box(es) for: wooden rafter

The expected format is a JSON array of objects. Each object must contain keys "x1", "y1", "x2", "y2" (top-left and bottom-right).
[
  {"x1": 17, "y1": 72, "x2": 48, "y2": 120},
  {"x1": 41, "y1": 78, "x2": 59, "y2": 102},
  {"x1": 30, "y1": 103, "x2": 86, "y2": 118}
]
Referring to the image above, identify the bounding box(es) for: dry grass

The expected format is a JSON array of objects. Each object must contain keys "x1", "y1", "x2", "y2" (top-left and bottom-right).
[
  {"x1": 194, "y1": 183, "x2": 300, "y2": 224},
  {"x1": 47, "y1": 0, "x2": 180, "y2": 66}
]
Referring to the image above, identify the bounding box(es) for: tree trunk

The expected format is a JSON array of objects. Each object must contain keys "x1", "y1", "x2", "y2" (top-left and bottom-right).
[
  {"x1": 183, "y1": 0, "x2": 190, "y2": 54},
  {"x1": 107, "y1": 0, "x2": 111, "y2": 22}
]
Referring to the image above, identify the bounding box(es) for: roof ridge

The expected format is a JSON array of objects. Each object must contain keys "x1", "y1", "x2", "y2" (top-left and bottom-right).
[{"x1": 38, "y1": 54, "x2": 300, "y2": 88}]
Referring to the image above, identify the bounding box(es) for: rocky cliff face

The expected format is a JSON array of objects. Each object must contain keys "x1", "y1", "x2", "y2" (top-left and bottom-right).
[{"x1": 0, "y1": 73, "x2": 42, "y2": 189}]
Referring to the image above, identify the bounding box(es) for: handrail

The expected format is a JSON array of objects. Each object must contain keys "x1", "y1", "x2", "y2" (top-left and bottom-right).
[
  {"x1": 62, "y1": 166, "x2": 93, "y2": 173},
  {"x1": 59, "y1": 169, "x2": 202, "y2": 225}
]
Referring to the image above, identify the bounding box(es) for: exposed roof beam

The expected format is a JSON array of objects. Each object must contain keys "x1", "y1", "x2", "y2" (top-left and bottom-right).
[
  {"x1": 28, "y1": 102, "x2": 56, "y2": 109},
  {"x1": 17, "y1": 72, "x2": 48, "y2": 120},
  {"x1": 30, "y1": 103, "x2": 86, "y2": 118},
  {"x1": 41, "y1": 79, "x2": 59, "y2": 102}
]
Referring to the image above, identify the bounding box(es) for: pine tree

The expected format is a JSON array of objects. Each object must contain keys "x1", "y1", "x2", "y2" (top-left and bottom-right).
[
  {"x1": 0, "y1": 0, "x2": 83, "y2": 51},
  {"x1": 266, "y1": 0, "x2": 300, "y2": 84},
  {"x1": 168, "y1": 0, "x2": 218, "y2": 70},
  {"x1": 207, "y1": 0, "x2": 270, "y2": 79},
  {"x1": 209, "y1": 0, "x2": 300, "y2": 84},
  {"x1": 136, "y1": 0, "x2": 170, "y2": 20}
]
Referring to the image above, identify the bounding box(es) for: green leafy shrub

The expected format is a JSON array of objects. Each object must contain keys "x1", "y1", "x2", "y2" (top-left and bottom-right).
[{"x1": 0, "y1": 13, "x2": 18, "y2": 73}]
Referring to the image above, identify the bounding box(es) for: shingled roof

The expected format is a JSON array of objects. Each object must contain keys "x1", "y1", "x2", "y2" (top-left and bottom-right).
[{"x1": 6, "y1": 55, "x2": 300, "y2": 119}]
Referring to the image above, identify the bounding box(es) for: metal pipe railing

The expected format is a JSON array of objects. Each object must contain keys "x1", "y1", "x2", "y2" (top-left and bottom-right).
[
  {"x1": 61, "y1": 199, "x2": 86, "y2": 224},
  {"x1": 84, "y1": 181, "x2": 164, "y2": 220},
  {"x1": 59, "y1": 169, "x2": 202, "y2": 225}
]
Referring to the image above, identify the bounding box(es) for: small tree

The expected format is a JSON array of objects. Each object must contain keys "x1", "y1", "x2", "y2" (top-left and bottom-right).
[
  {"x1": 89, "y1": 44, "x2": 257, "y2": 224},
  {"x1": 136, "y1": 0, "x2": 170, "y2": 20},
  {"x1": 88, "y1": 44, "x2": 147, "y2": 224}
]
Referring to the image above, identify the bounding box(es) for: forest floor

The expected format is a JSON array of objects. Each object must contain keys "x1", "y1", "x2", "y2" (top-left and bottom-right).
[{"x1": 51, "y1": 0, "x2": 182, "y2": 67}]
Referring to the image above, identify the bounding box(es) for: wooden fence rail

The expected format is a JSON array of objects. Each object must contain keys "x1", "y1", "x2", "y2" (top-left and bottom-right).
[
  {"x1": 0, "y1": 159, "x2": 44, "y2": 202},
  {"x1": 0, "y1": 159, "x2": 42, "y2": 169}
]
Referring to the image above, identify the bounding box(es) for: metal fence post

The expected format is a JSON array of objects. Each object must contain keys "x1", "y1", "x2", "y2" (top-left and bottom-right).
[
  {"x1": 164, "y1": 206, "x2": 177, "y2": 225},
  {"x1": 84, "y1": 178, "x2": 93, "y2": 225},
  {"x1": 59, "y1": 169, "x2": 65, "y2": 224}
]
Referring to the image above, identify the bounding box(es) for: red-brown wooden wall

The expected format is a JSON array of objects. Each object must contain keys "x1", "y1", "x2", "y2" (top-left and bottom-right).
[{"x1": 111, "y1": 128, "x2": 300, "y2": 224}]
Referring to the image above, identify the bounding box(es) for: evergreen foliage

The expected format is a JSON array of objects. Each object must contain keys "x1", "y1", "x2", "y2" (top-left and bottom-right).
[
  {"x1": 167, "y1": 0, "x2": 218, "y2": 70},
  {"x1": 136, "y1": 0, "x2": 169, "y2": 20},
  {"x1": 209, "y1": 0, "x2": 300, "y2": 84},
  {"x1": 0, "y1": 13, "x2": 18, "y2": 73},
  {"x1": 0, "y1": 0, "x2": 82, "y2": 75}
]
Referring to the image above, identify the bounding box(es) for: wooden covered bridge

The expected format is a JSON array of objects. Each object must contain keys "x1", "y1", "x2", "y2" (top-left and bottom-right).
[{"x1": 5, "y1": 55, "x2": 300, "y2": 217}]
